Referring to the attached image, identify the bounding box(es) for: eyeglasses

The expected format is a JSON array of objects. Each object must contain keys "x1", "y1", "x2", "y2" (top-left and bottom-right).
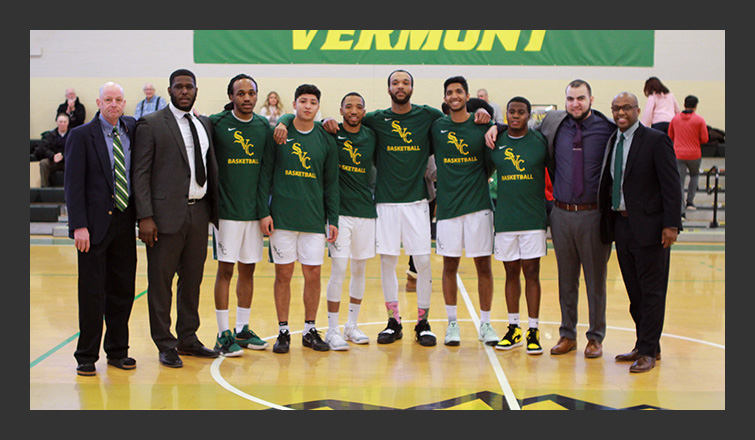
[{"x1": 611, "y1": 105, "x2": 638, "y2": 113}]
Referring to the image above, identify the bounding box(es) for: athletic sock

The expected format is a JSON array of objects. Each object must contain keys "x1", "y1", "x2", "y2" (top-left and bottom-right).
[{"x1": 235, "y1": 306, "x2": 251, "y2": 333}]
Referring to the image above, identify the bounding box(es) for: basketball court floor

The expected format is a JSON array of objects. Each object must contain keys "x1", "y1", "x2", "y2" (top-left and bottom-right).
[{"x1": 29, "y1": 237, "x2": 725, "y2": 410}]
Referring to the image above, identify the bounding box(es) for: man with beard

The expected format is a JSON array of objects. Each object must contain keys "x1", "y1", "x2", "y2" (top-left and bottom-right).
[
  {"x1": 538, "y1": 80, "x2": 616, "y2": 358},
  {"x1": 132, "y1": 69, "x2": 220, "y2": 368}
]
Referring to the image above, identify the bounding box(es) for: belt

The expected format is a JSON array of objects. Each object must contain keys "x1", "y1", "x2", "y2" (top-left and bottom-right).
[
  {"x1": 554, "y1": 200, "x2": 598, "y2": 212},
  {"x1": 188, "y1": 197, "x2": 204, "y2": 205},
  {"x1": 617, "y1": 210, "x2": 629, "y2": 218}
]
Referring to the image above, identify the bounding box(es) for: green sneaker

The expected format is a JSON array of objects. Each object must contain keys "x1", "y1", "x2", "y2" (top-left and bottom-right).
[
  {"x1": 215, "y1": 330, "x2": 243, "y2": 357},
  {"x1": 495, "y1": 324, "x2": 523, "y2": 351},
  {"x1": 526, "y1": 328, "x2": 543, "y2": 355},
  {"x1": 234, "y1": 325, "x2": 269, "y2": 350}
]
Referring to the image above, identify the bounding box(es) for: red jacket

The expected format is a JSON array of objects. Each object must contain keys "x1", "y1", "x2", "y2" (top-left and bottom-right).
[{"x1": 668, "y1": 111, "x2": 709, "y2": 160}]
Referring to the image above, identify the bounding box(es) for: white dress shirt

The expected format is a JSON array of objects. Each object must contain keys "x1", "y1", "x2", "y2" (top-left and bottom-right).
[{"x1": 168, "y1": 103, "x2": 209, "y2": 200}]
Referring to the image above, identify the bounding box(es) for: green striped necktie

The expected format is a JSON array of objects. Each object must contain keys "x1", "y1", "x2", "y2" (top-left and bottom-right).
[
  {"x1": 612, "y1": 133, "x2": 625, "y2": 211},
  {"x1": 112, "y1": 126, "x2": 129, "y2": 211}
]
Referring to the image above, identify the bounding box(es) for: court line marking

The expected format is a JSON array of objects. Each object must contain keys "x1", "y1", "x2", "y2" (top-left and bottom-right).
[
  {"x1": 210, "y1": 359, "x2": 293, "y2": 410},
  {"x1": 456, "y1": 273, "x2": 521, "y2": 410}
]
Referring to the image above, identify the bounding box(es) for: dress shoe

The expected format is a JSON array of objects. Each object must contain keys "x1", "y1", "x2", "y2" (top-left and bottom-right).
[
  {"x1": 584, "y1": 340, "x2": 603, "y2": 358},
  {"x1": 615, "y1": 349, "x2": 661, "y2": 362},
  {"x1": 629, "y1": 355, "x2": 656, "y2": 373},
  {"x1": 177, "y1": 343, "x2": 219, "y2": 358},
  {"x1": 550, "y1": 337, "x2": 576, "y2": 355},
  {"x1": 159, "y1": 349, "x2": 183, "y2": 368},
  {"x1": 405, "y1": 274, "x2": 417, "y2": 292},
  {"x1": 107, "y1": 357, "x2": 137, "y2": 370},
  {"x1": 76, "y1": 362, "x2": 96, "y2": 376}
]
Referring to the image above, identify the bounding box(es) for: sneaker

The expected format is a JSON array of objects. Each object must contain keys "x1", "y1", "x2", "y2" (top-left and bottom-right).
[
  {"x1": 215, "y1": 330, "x2": 243, "y2": 357},
  {"x1": 302, "y1": 328, "x2": 330, "y2": 351},
  {"x1": 325, "y1": 328, "x2": 350, "y2": 351},
  {"x1": 526, "y1": 328, "x2": 543, "y2": 355},
  {"x1": 234, "y1": 325, "x2": 269, "y2": 350},
  {"x1": 273, "y1": 329, "x2": 290, "y2": 354},
  {"x1": 444, "y1": 321, "x2": 460, "y2": 346},
  {"x1": 377, "y1": 317, "x2": 403, "y2": 344},
  {"x1": 343, "y1": 323, "x2": 369, "y2": 344},
  {"x1": 415, "y1": 319, "x2": 437, "y2": 346},
  {"x1": 495, "y1": 324, "x2": 523, "y2": 351},
  {"x1": 478, "y1": 322, "x2": 499, "y2": 346}
]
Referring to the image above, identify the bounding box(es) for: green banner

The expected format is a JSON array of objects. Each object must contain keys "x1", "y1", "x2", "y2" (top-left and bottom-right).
[{"x1": 194, "y1": 30, "x2": 654, "y2": 67}]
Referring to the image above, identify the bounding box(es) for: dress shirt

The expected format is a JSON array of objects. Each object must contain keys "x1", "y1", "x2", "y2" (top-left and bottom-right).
[
  {"x1": 168, "y1": 103, "x2": 209, "y2": 200},
  {"x1": 553, "y1": 112, "x2": 615, "y2": 204},
  {"x1": 609, "y1": 121, "x2": 640, "y2": 211},
  {"x1": 99, "y1": 113, "x2": 131, "y2": 195},
  {"x1": 134, "y1": 96, "x2": 167, "y2": 119}
]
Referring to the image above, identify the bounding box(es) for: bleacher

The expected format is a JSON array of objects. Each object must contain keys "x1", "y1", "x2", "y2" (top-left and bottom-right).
[{"x1": 30, "y1": 137, "x2": 68, "y2": 236}]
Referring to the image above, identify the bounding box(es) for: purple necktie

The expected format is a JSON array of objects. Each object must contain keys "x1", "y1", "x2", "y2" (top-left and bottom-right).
[{"x1": 572, "y1": 123, "x2": 584, "y2": 198}]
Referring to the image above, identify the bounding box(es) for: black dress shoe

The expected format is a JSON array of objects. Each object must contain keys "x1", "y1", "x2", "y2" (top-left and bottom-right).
[
  {"x1": 76, "y1": 362, "x2": 96, "y2": 376},
  {"x1": 177, "y1": 343, "x2": 219, "y2": 358},
  {"x1": 107, "y1": 357, "x2": 137, "y2": 370},
  {"x1": 159, "y1": 349, "x2": 183, "y2": 368}
]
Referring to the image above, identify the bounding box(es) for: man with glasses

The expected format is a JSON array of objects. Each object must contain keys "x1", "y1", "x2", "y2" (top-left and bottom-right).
[{"x1": 598, "y1": 92, "x2": 680, "y2": 373}]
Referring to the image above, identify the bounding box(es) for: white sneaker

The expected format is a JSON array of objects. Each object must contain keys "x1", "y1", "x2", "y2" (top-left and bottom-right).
[
  {"x1": 343, "y1": 323, "x2": 369, "y2": 344},
  {"x1": 444, "y1": 321, "x2": 461, "y2": 346},
  {"x1": 325, "y1": 328, "x2": 350, "y2": 351},
  {"x1": 478, "y1": 322, "x2": 499, "y2": 346}
]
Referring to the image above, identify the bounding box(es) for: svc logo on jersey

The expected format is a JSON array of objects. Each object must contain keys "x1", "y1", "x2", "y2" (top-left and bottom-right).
[
  {"x1": 291, "y1": 143, "x2": 311, "y2": 169},
  {"x1": 446, "y1": 131, "x2": 468, "y2": 155},
  {"x1": 391, "y1": 120, "x2": 412, "y2": 144},
  {"x1": 343, "y1": 140, "x2": 361, "y2": 165},
  {"x1": 233, "y1": 131, "x2": 254, "y2": 156}
]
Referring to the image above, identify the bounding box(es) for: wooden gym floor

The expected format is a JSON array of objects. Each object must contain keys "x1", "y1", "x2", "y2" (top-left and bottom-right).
[{"x1": 29, "y1": 237, "x2": 725, "y2": 410}]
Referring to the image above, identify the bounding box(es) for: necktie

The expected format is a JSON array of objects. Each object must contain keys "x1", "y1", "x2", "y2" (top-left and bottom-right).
[
  {"x1": 572, "y1": 123, "x2": 584, "y2": 198},
  {"x1": 185, "y1": 114, "x2": 206, "y2": 187},
  {"x1": 612, "y1": 133, "x2": 625, "y2": 211},
  {"x1": 112, "y1": 127, "x2": 129, "y2": 211}
]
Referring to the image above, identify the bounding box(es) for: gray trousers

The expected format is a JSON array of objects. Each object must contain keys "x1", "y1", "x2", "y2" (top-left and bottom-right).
[{"x1": 550, "y1": 206, "x2": 611, "y2": 342}]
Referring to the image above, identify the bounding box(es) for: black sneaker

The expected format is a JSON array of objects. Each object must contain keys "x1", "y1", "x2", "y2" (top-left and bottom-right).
[
  {"x1": 414, "y1": 319, "x2": 437, "y2": 346},
  {"x1": 377, "y1": 317, "x2": 403, "y2": 344},
  {"x1": 273, "y1": 330, "x2": 291, "y2": 354},
  {"x1": 302, "y1": 328, "x2": 330, "y2": 351}
]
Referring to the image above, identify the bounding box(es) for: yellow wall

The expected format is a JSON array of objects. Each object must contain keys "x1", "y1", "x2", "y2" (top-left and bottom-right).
[{"x1": 30, "y1": 76, "x2": 725, "y2": 138}]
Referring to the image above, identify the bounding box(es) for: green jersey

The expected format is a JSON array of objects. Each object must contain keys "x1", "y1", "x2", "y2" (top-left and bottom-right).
[
  {"x1": 486, "y1": 129, "x2": 548, "y2": 232},
  {"x1": 362, "y1": 104, "x2": 445, "y2": 203},
  {"x1": 210, "y1": 110, "x2": 272, "y2": 221},
  {"x1": 335, "y1": 123, "x2": 378, "y2": 219},
  {"x1": 258, "y1": 122, "x2": 339, "y2": 233},
  {"x1": 431, "y1": 114, "x2": 494, "y2": 221}
]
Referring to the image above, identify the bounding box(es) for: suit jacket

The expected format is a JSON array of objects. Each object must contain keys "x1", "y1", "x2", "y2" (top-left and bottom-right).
[
  {"x1": 64, "y1": 112, "x2": 137, "y2": 245},
  {"x1": 132, "y1": 107, "x2": 218, "y2": 234},
  {"x1": 598, "y1": 124, "x2": 682, "y2": 246}
]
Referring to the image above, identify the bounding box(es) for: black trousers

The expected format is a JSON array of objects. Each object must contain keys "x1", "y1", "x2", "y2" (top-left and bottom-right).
[
  {"x1": 614, "y1": 215, "x2": 670, "y2": 357},
  {"x1": 74, "y1": 205, "x2": 137, "y2": 364},
  {"x1": 146, "y1": 199, "x2": 210, "y2": 353}
]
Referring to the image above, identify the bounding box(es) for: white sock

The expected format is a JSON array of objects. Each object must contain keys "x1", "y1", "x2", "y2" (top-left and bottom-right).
[
  {"x1": 480, "y1": 310, "x2": 491, "y2": 324},
  {"x1": 328, "y1": 311, "x2": 340, "y2": 331},
  {"x1": 304, "y1": 321, "x2": 316, "y2": 334},
  {"x1": 528, "y1": 317, "x2": 539, "y2": 329},
  {"x1": 347, "y1": 302, "x2": 361, "y2": 326},
  {"x1": 216, "y1": 309, "x2": 230, "y2": 336},
  {"x1": 235, "y1": 306, "x2": 251, "y2": 332},
  {"x1": 508, "y1": 313, "x2": 520, "y2": 327},
  {"x1": 446, "y1": 305, "x2": 457, "y2": 322}
]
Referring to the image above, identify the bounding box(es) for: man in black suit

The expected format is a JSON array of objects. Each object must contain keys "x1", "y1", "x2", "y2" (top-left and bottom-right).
[
  {"x1": 132, "y1": 69, "x2": 220, "y2": 367},
  {"x1": 64, "y1": 82, "x2": 137, "y2": 376},
  {"x1": 598, "y1": 92, "x2": 681, "y2": 373}
]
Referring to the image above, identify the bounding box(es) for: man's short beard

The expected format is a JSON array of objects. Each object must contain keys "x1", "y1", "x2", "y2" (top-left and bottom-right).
[{"x1": 390, "y1": 91, "x2": 412, "y2": 106}]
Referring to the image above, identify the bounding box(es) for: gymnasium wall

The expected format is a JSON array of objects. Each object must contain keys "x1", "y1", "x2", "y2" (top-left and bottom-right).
[{"x1": 29, "y1": 30, "x2": 725, "y2": 138}]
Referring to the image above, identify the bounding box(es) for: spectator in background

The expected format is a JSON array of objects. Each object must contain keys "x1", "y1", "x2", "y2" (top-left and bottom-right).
[
  {"x1": 477, "y1": 88, "x2": 505, "y2": 124},
  {"x1": 668, "y1": 95, "x2": 709, "y2": 218},
  {"x1": 37, "y1": 112, "x2": 70, "y2": 187},
  {"x1": 641, "y1": 77, "x2": 680, "y2": 134},
  {"x1": 134, "y1": 83, "x2": 168, "y2": 119},
  {"x1": 57, "y1": 88, "x2": 87, "y2": 129},
  {"x1": 259, "y1": 91, "x2": 285, "y2": 127}
]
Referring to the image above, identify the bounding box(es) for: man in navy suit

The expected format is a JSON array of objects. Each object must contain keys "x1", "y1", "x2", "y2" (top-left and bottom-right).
[
  {"x1": 598, "y1": 92, "x2": 681, "y2": 373},
  {"x1": 64, "y1": 82, "x2": 137, "y2": 376}
]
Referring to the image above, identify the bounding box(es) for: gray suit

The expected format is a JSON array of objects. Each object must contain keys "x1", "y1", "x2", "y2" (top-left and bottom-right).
[
  {"x1": 132, "y1": 106, "x2": 218, "y2": 352},
  {"x1": 538, "y1": 110, "x2": 614, "y2": 344}
]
